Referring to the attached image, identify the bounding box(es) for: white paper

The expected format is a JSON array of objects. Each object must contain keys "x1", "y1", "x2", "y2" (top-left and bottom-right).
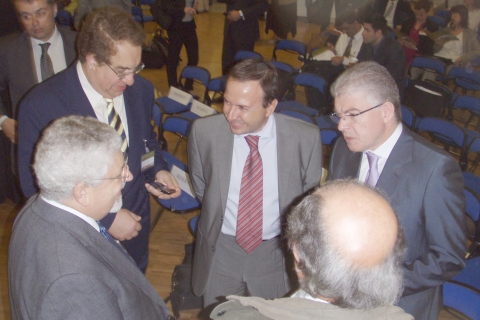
[
  {"x1": 167, "y1": 86, "x2": 193, "y2": 105},
  {"x1": 312, "y1": 49, "x2": 336, "y2": 61},
  {"x1": 190, "y1": 100, "x2": 217, "y2": 117},
  {"x1": 171, "y1": 165, "x2": 196, "y2": 198}
]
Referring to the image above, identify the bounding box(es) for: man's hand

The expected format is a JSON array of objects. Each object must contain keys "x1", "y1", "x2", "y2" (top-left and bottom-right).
[
  {"x1": 331, "y1": 56, "x2": 344, "y2": 66},
  {"x1": 226, "y1": 10, "x2": 242, "y2": 22},
  {"x1": 108, "y1": 208, "x2": 142, "y2": 241},
  {"x1": 326, "y1": 42, "x2": 337, "y2": 55},
  {"x1": 454, "y1": 56, "x2": 463, "y2": 67},
  {"x1": 145, "y1": 170, "x2": 181, "y2": 200},
  {"x1": 184, "y1": 6, "x2": 197, "y2": 16},
  {"x1": 1, "y1": 118, "x2": 17, "y2": 143}
]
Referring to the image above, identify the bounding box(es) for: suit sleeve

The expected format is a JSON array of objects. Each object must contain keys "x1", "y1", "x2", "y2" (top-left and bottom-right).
[
  {"x1": 0, "y1": 43, "x2": 8, "y2": 117},
  {"x1": 39, "y1": 274, "x2": 124, "y2": 320},
  {"x1": 304, "y1": 127, "x2": 323, "y2": 191},
  {"x1": 241, "y1": 0, "x2": 268, "y2": 20},
  {"x1": 402, "y1": 156, "x2": 466, "y2": 296},
  {"x1": 187, "y1": 121, "x2": 205, "y2": 202}
]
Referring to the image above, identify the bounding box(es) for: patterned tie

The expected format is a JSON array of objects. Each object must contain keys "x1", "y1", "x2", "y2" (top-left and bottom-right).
[
  {"x1": 105, "y1": 98, "x2": 128, "y2": 153},
  {"x1": 40, "y1": 42, "x2": 54, "y2": 81},
  {"x1": 236, "y1": 135, "x2": 263, "y2": 254},
  {"x1": 343, "y1": 37, "x2": 354, "y2": 58},
  {"x1": 365, "y1": 151, "x2": 380, "y2": 187},
  {"x1": 97, "y1": 221, "x2": 130, "y2": 258}
]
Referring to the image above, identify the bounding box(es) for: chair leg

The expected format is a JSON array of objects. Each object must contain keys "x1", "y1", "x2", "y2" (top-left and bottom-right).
[
  {"x1": 151, "y1": 207, "x2": 165, "y2": 232},
  {"x1": 171, "y1": 135, "x2": 185, "y2": 156}
]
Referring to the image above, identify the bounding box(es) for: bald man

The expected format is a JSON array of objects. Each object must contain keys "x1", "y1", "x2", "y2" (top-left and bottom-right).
[{"x1": 210, "y1": 179, "x2": 413, "y2": 320}]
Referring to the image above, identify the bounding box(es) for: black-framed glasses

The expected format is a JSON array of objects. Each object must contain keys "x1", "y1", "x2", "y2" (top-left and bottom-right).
[
  {"x1": 105, "y1": 62, "x2": 145, "y2": 80},
  {"x1": 96, "y1": 153, "x2": 129, "y2": 184},
  {"x1": 330, "y1": 103, "x2": 385, "y2": 124}
]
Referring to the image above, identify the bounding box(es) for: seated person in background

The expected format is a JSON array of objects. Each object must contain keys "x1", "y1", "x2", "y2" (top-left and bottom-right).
[
  {"x1": 464, "y1": 0, "x2": 480, "y2": 33},
  {"x1": 398, "y1": 0, "x2": 438, "y2": 66},
  {"x1": 8, "y1": 116, "x2": 170, "y2": 319},
  {"x1": 211, "y1": 179, "x2": 413, "y2": 320},
  {"x1": 434, "y1": 5, "x2": 480, "y2": 68}
]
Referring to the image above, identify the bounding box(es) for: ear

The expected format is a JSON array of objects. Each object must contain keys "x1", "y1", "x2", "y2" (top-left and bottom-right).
[
  {"x1": 292, "y1": 245, "x2": 305, "y2": 280},
  {"x1": 85, "y1": 54, "x2": 98, "y2": 71},
  {"x1": 381, "y1": 101, "x2": 396, "y2": 123},
  {"x1": 73, "y1": 182, "x2": 90, "y2": 207},
  {"x1": 266, "y1": 99, "x2": 278, "y2": 116},
  {"x1": 52, "y1": 3, "x2": 58, "y2": 18}
]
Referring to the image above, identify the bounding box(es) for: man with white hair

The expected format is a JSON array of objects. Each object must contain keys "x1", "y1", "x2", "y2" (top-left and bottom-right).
[
  {"x1": 8, "y1": 116, "x2": 170, "y2": 319},
  {"x1": 210, "y1": 179, "x2": 413, "y2": 319}
]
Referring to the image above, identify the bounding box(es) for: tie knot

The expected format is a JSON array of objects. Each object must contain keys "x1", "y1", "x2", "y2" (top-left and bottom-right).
[
  {"x1": 245, "y1": 135, "x2": 260, "y2": 151},
  {"x1": 366, "y1": 151, "x2": 380, "y2": 167},
  {"x1": 40, "y1": 42, "x2": 51, "y2": 53}
]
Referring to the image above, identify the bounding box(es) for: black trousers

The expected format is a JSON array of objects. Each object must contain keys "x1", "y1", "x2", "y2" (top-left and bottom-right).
[
  {"x1": 221, "y1": 25, "x2": 256, "y2": 75},
  {"x1": 166, "y1": 21, "x2": 199, "y2": 91}
]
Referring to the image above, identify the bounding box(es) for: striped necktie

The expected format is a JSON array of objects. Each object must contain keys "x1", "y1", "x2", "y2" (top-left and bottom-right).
[
  {"x1": 40, "y1": 42, "x2": 54, "y2": 81},
  {"x1": 236, "y1": 135, "x2": 263, "y2": 253},
  {"x1": 105, "y1": 98, "x2": 128, "y2": 153}
]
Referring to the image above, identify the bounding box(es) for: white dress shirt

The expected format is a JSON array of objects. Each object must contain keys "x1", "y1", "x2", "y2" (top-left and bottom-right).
[
  {"x1": 335, "y1": 26, "x2": 365, "y2": 65},
  {"x1": 42, "y1": 196, "x2": 100, "y2": 232},
  {"x1": 359, "y1": 122, "x2": 403, "y2": 182},
  {"x1": 222, "y1": 115, "x2": 281, "y2": 240},
  {"x1": 77, "y1": 62, "x2": 130, "y2": 142},
  {"x1": 31, "y1": 26, "x2": 67, "y2": 83}
]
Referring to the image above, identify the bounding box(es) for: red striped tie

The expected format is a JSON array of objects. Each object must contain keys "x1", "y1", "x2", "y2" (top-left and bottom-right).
[{"x1": 236, "y1": 135, "x2": 263, "y2": 253}]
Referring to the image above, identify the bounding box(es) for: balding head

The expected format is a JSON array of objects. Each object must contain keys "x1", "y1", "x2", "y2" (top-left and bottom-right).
[{"x1": 286, "y1": 179, "x2": 406, "y2": 309}]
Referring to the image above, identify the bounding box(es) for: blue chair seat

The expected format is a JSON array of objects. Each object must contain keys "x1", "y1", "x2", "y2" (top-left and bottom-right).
[{"x1": 155, "y1": 96, "x2": 192, "y2": 114}]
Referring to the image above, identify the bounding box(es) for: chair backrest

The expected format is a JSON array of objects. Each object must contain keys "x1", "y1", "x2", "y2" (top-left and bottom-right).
[
  {"x1": 436, "y1": 9, "x2": 451, "y2": 20},
  {"x1": 443, "y1": 281, "x2": 480, "y2": 320},
  {"x1": 55, "y1": 10, "x2": 72, "y2": 29},
  {"x1": 416, "y1": 117, "x2": 467, "y2": 149},
  {"x1": 294, "y1": 72, "x2": 326, "y2": 94},
  {"x1": 427, "y1": 15, "x2": 447, "y2": 28},
  {"x1": 152, "y1": 102, "x2": 162, "y2": 127},
  {"x1": 401, "y1": 105, "x2": 416, "y2": 129},
  {"x1": 188, "y1": 216, "x2": 199, "y2": 236},
  {"x1": 453, "y1": 95, "x2": 480, "y2": 115},
  {"x1": 276, "y1": 100, "x2": 319, "y2": 116},
  {"x1": 180, "y1": 66, "x2": 211, "y2": 104},
  {"x1": 234, "y1": 50, "x2": 263, "y2": 62},
  {"x1": 448, "y1": 67, "x2": 480, "y2": 92},
  {"x1": 277, "y1": 109, "x2": 317, "y2": 124},
  {"x1": 465, "y1": 187, "x2": 480, "y2": 224},
  {"x1": 272, "y1": 39, "x2": 307, "y2": 61},
  {"x1": 452, "y1": 256, "x2": 480, "y2": 291},
  {"x1": 409, "y1": 57, "x2": 446, "y2": 76},
  {"x1": 320, "y1": 128, "x2": 340, "y2": 146},
  {"x1": 270, "y1": 61, "x2": 295, "y2": 74}
]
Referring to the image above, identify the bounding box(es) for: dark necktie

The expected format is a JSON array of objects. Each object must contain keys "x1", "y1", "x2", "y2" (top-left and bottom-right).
[
  {"x1": 97, "y1": 221, "x2": 130, "y2": 258},
  {"x1": 236, "y1": 135, "x2": 263, "y2": 254},
  {"x1": 343, "y1": 37, "x2": 354, "y2": 58},
  {"x1": 105, "y1": 98, "x2": 128, "y2": 153},
  {"x1": 40, "y1": 42, "x2": 54, "y2": 81},
  {"x1": 365, "y1": 151, "x2": 380, "y2": 187}
]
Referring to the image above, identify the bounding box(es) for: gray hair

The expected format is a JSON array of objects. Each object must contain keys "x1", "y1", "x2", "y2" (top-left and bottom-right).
[
  {"x1": 331, "y1": 61, "x2": 402, "y2": 122},
  {"x1": 34, "y1": 116, "x2": 122, "y2": 201},
  {"x1": 286, "y1": 179, "x2": 407, "y2": 309}
]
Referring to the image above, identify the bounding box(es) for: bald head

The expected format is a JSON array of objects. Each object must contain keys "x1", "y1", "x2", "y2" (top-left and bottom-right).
[
  {"x1": 322, "y1": 183, "x2": 399, "y2": 268},
  {"x1": 286, "y1": 179, "x2": 406, "y2": 309}
]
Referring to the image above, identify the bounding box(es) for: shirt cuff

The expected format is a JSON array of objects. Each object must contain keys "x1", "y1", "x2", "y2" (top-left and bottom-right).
[{"x1": 0, "y1": 115, "x2": 8, "y2": 131}]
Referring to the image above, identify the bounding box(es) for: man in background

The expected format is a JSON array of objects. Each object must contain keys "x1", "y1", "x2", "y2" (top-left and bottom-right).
[{"x1": 211, "y1": 179, "x2": 413, "y2": 320}]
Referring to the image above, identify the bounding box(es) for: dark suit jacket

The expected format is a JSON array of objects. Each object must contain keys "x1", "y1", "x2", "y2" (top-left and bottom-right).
[
  {"x1": 17, "y1": 63, "x2": 168, "y2": 270},
  {"x1": 187, "y1": 113, "x2": 323, "y2": 296},
  {"x1": 328, "y1": 125, "x2": 467, "y2": 320},
  {"x1": 0, "y1": 27, "x2": 77, "y2": 118},
  {"x1": 373, "y1": 34, "x2": 407, "y2": 99},
  {"x1": 8, "y1": 196, "x2": 170, "y2": 319},
  {"x1": 373, "y1": 0, "x2": 414, "y2": 28},
  {"x1": 224, "y1": 0, "x2": 268, "y2": 43}
]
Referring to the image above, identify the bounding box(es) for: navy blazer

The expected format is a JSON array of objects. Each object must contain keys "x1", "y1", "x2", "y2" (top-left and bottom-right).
[
  {"x1": 329, "y1": 125, "x2": 466, "y2": 320},
  {"x1": 17, "y1": 63, "x2": 168, "y2": 269}
]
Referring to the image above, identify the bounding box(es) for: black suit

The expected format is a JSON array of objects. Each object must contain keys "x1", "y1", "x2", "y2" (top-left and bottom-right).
[
  {"x1": 222, "y1": 0, "x2": 268, "y2": 74},
  {"x1": 373, "y1": 0, "x2": 414, "y2": 28},
  {"x1": 373, "y1": 34, "x2": 406, "y2": 99}
]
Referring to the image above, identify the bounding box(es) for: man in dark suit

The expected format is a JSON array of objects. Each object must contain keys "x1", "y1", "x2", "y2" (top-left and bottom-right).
[
  {"x1": 18, "y1": 7, "x2": 181, "y2": 273},
  {"x1": 373, "y1": 0, "x2": 414, "y2": 29},
  {"x1": 328, "y1": 61, "x2": 466, "y2": 320},
  {"x1": 188, "y1": 59, "x2": 323, "y2": 308},
  {"x1": 0, "y1": 0, "x2": 76, "y2": 203},
  {"x1": 362, "y1": 13, "x2": 406, "y2": 99},
  {"x1": 221, "y1": 0, "x2": 268, "y2": 75},
  {"x1": 9, "y1": 116, "x2": 170, "y2": 319}
]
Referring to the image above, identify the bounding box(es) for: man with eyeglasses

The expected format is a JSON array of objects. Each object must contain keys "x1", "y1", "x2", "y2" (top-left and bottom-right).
[
  {"x1": 328, "y1": 61, "x2": 466, "y2": 320},
  {"x1": 9, "y1": 116, "x2": 171, "y2": 319},
  {"x1": 17, "y1": 7, "x2": 181, "y2": 273}
]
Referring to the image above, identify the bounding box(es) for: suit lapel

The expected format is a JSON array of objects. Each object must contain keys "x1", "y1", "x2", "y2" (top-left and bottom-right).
[
  {"x1": 16, "y1": 32, "x2": 38, "y2": 91},
  {"x1": 58, "y1": 27, "x2": 77, "y2": 65},
  {"x1": 376, "y1": 127, "x2": 414, "y2": 195}
]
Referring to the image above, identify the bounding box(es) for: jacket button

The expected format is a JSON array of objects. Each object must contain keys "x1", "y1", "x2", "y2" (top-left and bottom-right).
[{"x1": 211, "y1": 246, "x2": 215, "y2": 251}]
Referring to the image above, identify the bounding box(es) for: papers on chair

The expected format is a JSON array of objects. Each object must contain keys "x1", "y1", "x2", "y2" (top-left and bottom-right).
[
  {"x1": 168, "y1": 86, "x2": 193, "y2": 105},
  {"x1": 312, "y1": 48, "x2": 336, "y2": 61},
  {"x1": 171, "y1": 165, "x2": 196, "y2": 197},
  {"x1": 190, "y1": 100, "x2": 217, "y2": 117}
]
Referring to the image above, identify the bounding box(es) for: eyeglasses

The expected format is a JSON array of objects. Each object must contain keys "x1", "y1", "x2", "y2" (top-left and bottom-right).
[
  {"x1": 330, "y1": 103, "x2": 384, "y2": 124},
  {"x1": 96, "y1": 153, "x2": 130, "y2": 185},
  {"x1": 105, "y1": 62, "x2": 145, "y2": 80}
]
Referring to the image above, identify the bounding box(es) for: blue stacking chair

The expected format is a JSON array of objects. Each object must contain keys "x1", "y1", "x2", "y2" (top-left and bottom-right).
[
  {"x1": 320, "y1": 128, "x2": 340, "y2": 147},
  {"x1": 188, "y1": 215, "x2": 199, "y2": 236},
  {"x1": 272, "y1": 39, "x2": 307, "y2": 71},
  {"x1": 132, "y1": 5, "x2": 145, "y2": 25},
  {"x1": 277, "y1": 109, "x2": 317, "y2": 125},
  {"x1": 465, "y1": 187, "x2": 480, "y2": 259},
  {"x1": 416, "y1": 117, "x2": 468, "y2": 170},
  {"x1": 271, "y1": 60, "x2": 296, "y2": 101},
  {"x1": 467, "y1": 136, "x2": 480, "y2": 172},
  {"x1": 55, "y1": 9, "x2": 73, "y2": 29},
  {"x1": 316, "y1": 114, "x2": 338, "y2": 130},
  {"x1": 234, "y1": 50, "x2": 263, "y2": 61},
  {"x1": 452, "y1": 95, "x2": 480, "y2": 131},
  {"x1": 447, "y1": 67, "x2": 480, "y2": 94},
  {"x1": 436, "y1": 9, "x2": 451, "y2": 20},
  {"x1": 428, "y1": 15, "x2": 447, "y2": 28},
  {"x1": 150, "y1": 151, "x2": 201, "y2": 231},
  {"x1": 291, "y1": 72, "x2": 326, "y2": 111},
  {"x1": 409, "y1": 56, "x2": 447, "y2": 82},
  {"x1": 275, "y1": 100, "x2": 319, "y2": 116},
  {"x1": 207, "y1": 76, "x2": 227, "y2": 103},
  {"x1": 401, "y1": 105, "x2": 417, "y2": 130},
  {"x1": 464, "y1": 172, "x2": 480, "y2": 197}
]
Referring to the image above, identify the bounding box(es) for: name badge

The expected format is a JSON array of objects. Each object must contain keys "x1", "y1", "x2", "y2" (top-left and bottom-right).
[
  {"x1": 190, "y1": 100, "x2": 217, "y2": 117},
  {"x1": 171, "y1": 165, "x2": 196, "y2": 197},
  {"x1": 141, "y1": 151, "x2": 154, "y2": 172},
  {"x1": 168, "y1": 86, "x2": 193, "y2": 105}
]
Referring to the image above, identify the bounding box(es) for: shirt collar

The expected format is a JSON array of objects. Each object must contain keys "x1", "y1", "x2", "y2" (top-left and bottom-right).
[
  {"x1": 353, "y1": 26, "x2": 364, "y2": 41},
  {"x1": 31, "y1": 26, "x2": 60, "y2": 46},
  {"x1": 234, "y1": 114, "x2": 276, "y2": 140},
  {"x1": 77, "y1": 61, "x2": 105, "y2": 108},
  {"x1": 365, "y1": 122, "x2": 403, "y2": 158}
]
